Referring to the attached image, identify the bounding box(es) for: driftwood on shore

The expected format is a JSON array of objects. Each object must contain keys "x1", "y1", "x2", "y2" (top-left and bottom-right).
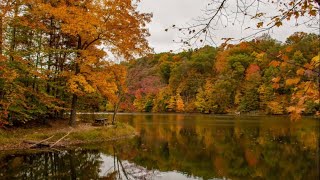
[
  {"x1": 23, "y1": 140, "x2": 51, "y2": 148},
  {"x1": 50, "y1": 131, "x2": 71, "y2": 148},
  {"x1": 27, "y1": 135, "x2": 55, "y2": 148},
  {"x1": 24, "y1": 131, "x2": 71, "y2": 149}
]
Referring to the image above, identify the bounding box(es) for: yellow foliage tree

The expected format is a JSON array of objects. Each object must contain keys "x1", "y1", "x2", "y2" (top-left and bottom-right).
[
  {"x1": 23, "y1": 0, "x2": 151, "y2": 125},
  {"x1": 176, "y1": 93, "x2": 185, "y2": 112},
  {"x1": 167, "y1": 96, "x2": 176, "y2": 112}
]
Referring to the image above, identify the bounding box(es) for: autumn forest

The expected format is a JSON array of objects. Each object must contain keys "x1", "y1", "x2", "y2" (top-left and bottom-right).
[
  {"x1": 0, "y1": 0, "x2": 319, "y2": 179},
  {"x1": 119, "y1": 33, "x2": 319, "y2": 120},
  {"x1": 0, "y1": 0, "x2": 319, "y2": 128},
  {"x1": 0, "y1": 0, "x2": 151, "y2": 126}
]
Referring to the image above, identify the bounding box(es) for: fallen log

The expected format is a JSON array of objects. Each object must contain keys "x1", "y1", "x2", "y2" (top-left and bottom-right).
[
  {"x1": 50, "y1": 131, "x2": 71, "y2": 148},
  {"x1": 23, "y1": 140, "x2": 51, "y2": 148},
  {"x1": 29, "y1": 135, "x2": 55, "y2": 148}
]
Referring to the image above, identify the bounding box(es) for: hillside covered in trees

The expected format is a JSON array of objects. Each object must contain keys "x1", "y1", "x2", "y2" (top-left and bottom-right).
[{"x1": 115, "y1": 32, "x2": 319, "y2": 120}]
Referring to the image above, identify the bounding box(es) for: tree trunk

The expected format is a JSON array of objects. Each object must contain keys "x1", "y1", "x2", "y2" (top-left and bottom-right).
[
  {"x1": 69, "y1": 36, "x2": 81, "y2": 126},
  {"x1": 69, "y1": 93, "x2": 78, "y2": 126},
  {"x1": 69, "y1": 60, "x2": 80, "y2": 126},
  {"x1": 33, "y1": 33, "x2": 42, "y2": 90},
  {"x1": 46, "y1": 18, "x2": 54, "y2": 95},
  {"x1": 9, "y1": 25, "x2": 16, "y2": 62},
  {"x1": 0, "y1": 16, "x2": 3, "y2": 100},
  {"x1": 69, "y1": 151, "x2": 77, "y2": 180},
  {"x1": 0, "y1": 16, "x2": 2, "y2": 55},
  {"x1": 112, "y1": 102, "x2": 120, "y2": 125}
]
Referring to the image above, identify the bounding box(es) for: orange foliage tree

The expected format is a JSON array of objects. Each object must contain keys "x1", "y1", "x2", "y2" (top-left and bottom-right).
[{"x1": 0, "y1": 0, "x2": 151, "y2": 126}]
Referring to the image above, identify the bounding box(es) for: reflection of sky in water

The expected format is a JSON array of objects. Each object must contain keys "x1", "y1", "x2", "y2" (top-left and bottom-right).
[
  {"x1": 99, "y1": 154, "x2": 114, "y2": 177},
  {"x1": 99, "y1": 153, "x2": 160, "y2": 179},
  {"x1": 99, "y1": 153, "x2": 209, "y2": 180},
  {"x1": 158, "y1": 171, "x2": 199, "y2": 180}
]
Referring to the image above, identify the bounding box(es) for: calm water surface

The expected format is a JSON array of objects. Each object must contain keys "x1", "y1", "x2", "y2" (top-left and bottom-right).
[{"x1": 1, "y1": 113, "x2": 319, "y2": 179}]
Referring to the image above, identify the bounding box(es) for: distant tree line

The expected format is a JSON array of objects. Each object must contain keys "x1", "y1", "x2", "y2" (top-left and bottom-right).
[{"x1": 119, "y1": 32, "x2": 319, "y2": 120}]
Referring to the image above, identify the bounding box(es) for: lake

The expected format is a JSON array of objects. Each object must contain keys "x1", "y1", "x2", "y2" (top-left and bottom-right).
[{"x1": 1, "y1": 113, "x2": 319, "y2": 179}]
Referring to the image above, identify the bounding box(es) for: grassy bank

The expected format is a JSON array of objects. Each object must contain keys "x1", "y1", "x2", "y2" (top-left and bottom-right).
[{"x1": 0, "y1": 120, "x2": 136, "y2": 151}]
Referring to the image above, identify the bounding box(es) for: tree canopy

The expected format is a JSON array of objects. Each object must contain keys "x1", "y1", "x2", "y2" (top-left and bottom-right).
[
  {"x1": 0, "y1": 0, "x2": 150, "y2": 126},
  {"x1": 119, "y1": 33, "x2": 319, "y2": 120}
]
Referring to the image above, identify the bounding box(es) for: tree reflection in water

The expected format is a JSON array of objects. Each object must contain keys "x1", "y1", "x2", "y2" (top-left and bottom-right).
[
  {"x1": 0, "y1": 147, "x2": 158, "y2": 180},
  {"x1": 111, "y1": 114, "x2": 319, "y2": 180},
  {"x1": 0, "y1": 114, "x2": 319, "y2": 180},
  {"x1": 0, "y1": 149, "x2": 101, "y2": 179},
  {"x1": 102, "y1": 146, "x2": 159, "y2": 180}
]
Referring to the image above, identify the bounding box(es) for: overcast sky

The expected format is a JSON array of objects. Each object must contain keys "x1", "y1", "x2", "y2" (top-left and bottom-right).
[{"x1": 137, "y1": 0, "x2": 319, "y2": 53}]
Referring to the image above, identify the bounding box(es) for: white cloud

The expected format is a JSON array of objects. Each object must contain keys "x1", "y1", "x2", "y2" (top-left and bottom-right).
[{"x1": 137, "y1": 0, "x2": 319, "y2": 53}]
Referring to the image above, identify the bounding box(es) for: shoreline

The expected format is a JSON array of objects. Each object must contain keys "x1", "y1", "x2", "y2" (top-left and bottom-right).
[
  {"x1": 75, "y1": 111, "x2": 319, "y2": 118},
  {"x1": 0, "y1": 120, "x2": 137, "y2": 151}
]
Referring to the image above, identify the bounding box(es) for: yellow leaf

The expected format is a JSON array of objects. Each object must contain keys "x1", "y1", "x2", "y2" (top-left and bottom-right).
[
  {"x1": 304, "y1": 63, "x2": 312, "y2": 69},
  {"x1": 286, "y1": 78, "x2": 300, "y2": 86},
  {"x1": 269, "y1": 60, "x2": 280, "y2": 67},
  {"x1": 272, "y1": 77, "x2": 281, "y2": 83},
  {"x1": 309, "y1": 10, "x2": 317, "y2": 16},
  {"x1": 287, "y1": 106, "x2": 295, "y2": 112},
  {"x1": 275, "y1": 21, "x2": 282, "y2": 27},
  {"x1": 285, "y1": 46, "x2": 293, "y2": 52},
  {"x1": 311, "y1": 55, "x2": 319, "y2": 67},
  {"x1": 272, "y1": 83, "x2": 280, "y2": 89},
  {"x1": 257, "y1": 22, "x2": 263, "y2": 28},
  {"x1": 294, "y1": 11, "x2": 300, "y2": 19},
  {"x1": 296, "y1": 68, "x2": 305, "y2": 75},
  {"x1": 267, "y1": 101, "x2": 283, "y2": 114},
  {"x1": 282, "y1": 55, "x2": 289, "y2": 61},
  {"x1": 281, "y1": 62, "x2": 288, "y2": 68}
]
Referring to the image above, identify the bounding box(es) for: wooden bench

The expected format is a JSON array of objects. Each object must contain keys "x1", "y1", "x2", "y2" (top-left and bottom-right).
[{"x1": 93, "y1": 118, "x2": 110, "y2": 126}]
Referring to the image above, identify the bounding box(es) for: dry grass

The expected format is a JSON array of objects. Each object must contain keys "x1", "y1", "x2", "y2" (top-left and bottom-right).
[{"x1": 0, "y1": 119, "x2": 136, "y2": 151}]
